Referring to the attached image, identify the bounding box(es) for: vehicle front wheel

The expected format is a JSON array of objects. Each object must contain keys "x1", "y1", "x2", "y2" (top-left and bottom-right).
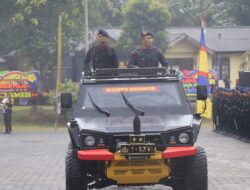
[
  {"x1": 172, "y1": 146, "x2": 208, "y2": 190},
  {"x1": 185, "y1": 146, "x2": 208, "y2": 190},
  {"x1": 66, "y1": 142, "x2": 88, "y2": 190}
]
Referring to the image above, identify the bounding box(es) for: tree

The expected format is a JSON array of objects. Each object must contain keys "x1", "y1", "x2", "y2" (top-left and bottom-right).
[
  {"x1": 0, "y1": 1, "x2": 22, "y2": 55},
  {"x1": 240, "y1": 51, "x2": 250, "y2": 71},
  {"x1": 88, "y1": 0, "x2": 126, "y2": 28},
  {"x1": 115, "y1": 0, "x2": 171, "y2": 53},
  {"x1": 168, "y1": 0, "x2": 250, "y2": 26},
  {"x1": 0, "y1": 0, "x2": 85, "y2": 76},
  {"x1": 168, "y1": 0, "x2": 227, "y2": 26},
  {"x1": 224, "y1": 0, "x2": 250, "y2": 26},
  {"x1": 0, "y1": 0, "x2": 127, "y2": 77}
]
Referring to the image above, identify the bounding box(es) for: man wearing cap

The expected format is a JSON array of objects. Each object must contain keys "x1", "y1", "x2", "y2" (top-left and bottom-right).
[
  {"x1": 128, "y1": 31, "x2": 168, "y2": 69},
  {"x1": 84, "y1": 29, "x2": 118, "y2": 75}
]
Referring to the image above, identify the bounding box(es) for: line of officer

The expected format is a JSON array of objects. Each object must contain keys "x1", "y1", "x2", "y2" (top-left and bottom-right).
[
  {"x1": 1, "y1": 93, "x2": 13, "y2": 134},
  {"x1": 127, "y1": 31, "x2": 168, "y2": 68},
  {"x1": 84, "y1": 29, "x2": 118, "y2": 75},
  {"x1": 212, "y1": 88, "x2": 250, "y2": 140}
]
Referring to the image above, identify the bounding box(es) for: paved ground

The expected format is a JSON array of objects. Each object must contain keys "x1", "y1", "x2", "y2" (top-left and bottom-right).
[{"x1": 0, "y1": 126, "x2": 250, "y2": 190}]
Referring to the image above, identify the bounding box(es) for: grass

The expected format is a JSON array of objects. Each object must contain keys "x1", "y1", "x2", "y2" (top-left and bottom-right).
[{"x1": 8, "y1": 106, "x2": 67, "y2": 131}]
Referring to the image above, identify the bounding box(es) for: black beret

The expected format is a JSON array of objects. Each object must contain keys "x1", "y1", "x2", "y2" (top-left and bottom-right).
[
  {"x1": 97, "y1": 29, "x2": 110, "y2": 38},
  {"x1": 141, "y1": 31, "x2": 153, "y2": 37}
]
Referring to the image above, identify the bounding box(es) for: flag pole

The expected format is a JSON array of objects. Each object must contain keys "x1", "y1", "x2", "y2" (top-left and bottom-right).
[
  {"x1": 56, "y1": 14, "x2": 62, "y2": 96},
  {"x1": 55, "y1": 14, "x2": 62, "y2": 130}
]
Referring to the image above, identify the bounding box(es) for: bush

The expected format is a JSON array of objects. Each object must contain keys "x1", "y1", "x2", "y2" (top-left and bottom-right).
[{"x1": 49, "y1": 79, "x2": 80, "y2": 109}]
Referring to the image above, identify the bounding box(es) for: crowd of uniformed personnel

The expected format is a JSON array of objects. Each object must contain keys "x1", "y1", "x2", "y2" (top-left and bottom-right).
[{"x1": 212, "y1": 87, "x2": 250, "y2": 141}]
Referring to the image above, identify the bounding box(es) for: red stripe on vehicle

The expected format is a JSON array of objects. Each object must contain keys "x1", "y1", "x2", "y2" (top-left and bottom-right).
[
  {"x1": 162, "y1": 146, "x2": 197, "y2": 158},
  {"x1": 78, "y1": 149, "x2": 114, "y2": 160}
]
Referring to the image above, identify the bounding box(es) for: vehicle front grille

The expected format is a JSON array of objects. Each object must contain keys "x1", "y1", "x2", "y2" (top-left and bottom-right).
[{"x1": 107, "y1": 159, "x2": 170, "y2": 184}]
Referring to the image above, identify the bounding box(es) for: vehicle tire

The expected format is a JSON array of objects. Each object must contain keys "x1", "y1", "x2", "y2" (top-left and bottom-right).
[
  {"x1": 171, "y1": 157, "x2": 187, "y2": 190},
  {"x1": 172, "y1": 146, "x2": 208, "y2": 190},
  {"x1": 66, "y1": 142, "x2": 88, "y2": 190},
  {"x1": 185, "y1": 146, "x2": 208, "y2": 190}
]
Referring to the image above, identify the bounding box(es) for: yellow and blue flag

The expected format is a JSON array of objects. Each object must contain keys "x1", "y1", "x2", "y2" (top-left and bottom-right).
[
  {"x1": 197, "y1": 16, "x2": 209, "y2": 93},
  {"x1": 197, "y1": 16, "x2": 212, "y2": 118}
]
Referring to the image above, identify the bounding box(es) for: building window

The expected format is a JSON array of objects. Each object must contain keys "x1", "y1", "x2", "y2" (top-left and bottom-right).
[
  {"x1": 168, "y1": 58, "x2": 194, "y2": 71},
  {"x1": 212, "y1": 56, "x2": 230, "y2": 80}
]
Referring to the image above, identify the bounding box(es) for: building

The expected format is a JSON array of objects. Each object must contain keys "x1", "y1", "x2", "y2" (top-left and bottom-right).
[
  {"x1": 166, "y1": 27, "x2": 250, "y2": 88},
  {"x1": 105, "y1": 27, "x2": 250, "y2": 88}
]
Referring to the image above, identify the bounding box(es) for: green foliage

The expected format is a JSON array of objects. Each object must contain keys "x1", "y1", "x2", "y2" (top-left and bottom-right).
[
  {"x1": 169, "y1": 0, "x2": 218, "y2": 26},
  {"x1": 225, "y1": 0, "x2": 250, "y2": 26},
  {"x1": 88, "y1": 0, "x2": 126, "y2": 28},
  {"x1": 240, "y1": 51, "x2": 250, "y2": 71},
  {"x1": 115, "y1": 0, "x2": 171, "y2": 53},
  {"x1": 0, "y1": 0, "x2": 85, "y2": 77},
  {"x1": 168, "y1": 0, "x2": 250, "y2": 26},
  {"x1": 0, "y1": 0, "x2": 125, "y2": 78},
  {"x1": 49, "y1": 79, "x2": 80, "y2": 108},
  {"x1": 0, "y1": 1, "x2": 19, "y2": 55}
]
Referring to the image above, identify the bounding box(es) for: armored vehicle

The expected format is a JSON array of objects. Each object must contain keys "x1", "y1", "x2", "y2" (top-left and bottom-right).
[{"x1": 60, "y1": 68, "x2": 208, "y2": 190}]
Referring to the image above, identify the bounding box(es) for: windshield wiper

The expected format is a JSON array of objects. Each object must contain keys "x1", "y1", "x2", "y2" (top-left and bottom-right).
[
  {"x1": 121, "y1": 92, "x2": 145, "y2": 116},
  {"x1": 88, "y1": 92, "x2": 110, "y2": 117}
]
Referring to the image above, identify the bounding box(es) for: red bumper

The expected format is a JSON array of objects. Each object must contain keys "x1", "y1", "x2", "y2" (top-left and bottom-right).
[
  {"x1": 162, "y1": 146, "x2": 197, "y2": 158},
  {"x1": 78, "y1": 146, "x2": 197, "y2": 160},
  {"x1": 78, "y1": 149, "x2": 114, "y2": 160}
]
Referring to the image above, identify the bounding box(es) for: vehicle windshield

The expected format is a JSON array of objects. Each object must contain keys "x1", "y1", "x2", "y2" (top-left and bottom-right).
[{"x1": 73, "y1": 82, "x2": 191, "y2": 117}]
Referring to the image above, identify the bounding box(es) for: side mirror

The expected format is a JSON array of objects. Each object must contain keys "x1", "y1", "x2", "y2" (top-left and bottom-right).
[
  {"x1": 197, "y1": 85, "x2": 208, "y2": 100},
  {"x1": 60, "y1": 93, "x2": 72, "y2": 109}
]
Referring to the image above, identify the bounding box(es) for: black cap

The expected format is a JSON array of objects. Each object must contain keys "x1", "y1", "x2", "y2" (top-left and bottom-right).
[
  {"x1": 97, "y1": 29, "x2": 110, "y2": 38},
  {"x1": 141, "y1": 31, "x2": 153, "y2": 37}
]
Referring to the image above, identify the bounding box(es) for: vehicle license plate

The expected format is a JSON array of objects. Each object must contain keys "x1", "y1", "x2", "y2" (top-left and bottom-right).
[{"x1": 120, "y1": 144, "x2": 155, "y2": 155}]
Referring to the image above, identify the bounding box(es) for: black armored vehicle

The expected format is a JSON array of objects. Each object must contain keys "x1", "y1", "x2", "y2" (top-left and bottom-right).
[{"x1": 60, "y1": 68, "x2": 208, "y2": 190}]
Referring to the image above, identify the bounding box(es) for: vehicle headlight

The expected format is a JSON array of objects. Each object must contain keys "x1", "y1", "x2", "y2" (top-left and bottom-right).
[
  {"x1": 84, "y1": 136, "x2": 95, "y2": 146},
  {"x1": 178, "y1": 133, "x2": 189, "y2": 144}
]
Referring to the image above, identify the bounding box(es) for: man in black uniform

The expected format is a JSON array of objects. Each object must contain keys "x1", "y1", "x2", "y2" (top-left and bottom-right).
[
  {"x1": 128, "y1": 31, "x2": 168, "y2": 68},
  {"x1": 84, "y1": 29, "x2": 118, "y2": 75}
]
